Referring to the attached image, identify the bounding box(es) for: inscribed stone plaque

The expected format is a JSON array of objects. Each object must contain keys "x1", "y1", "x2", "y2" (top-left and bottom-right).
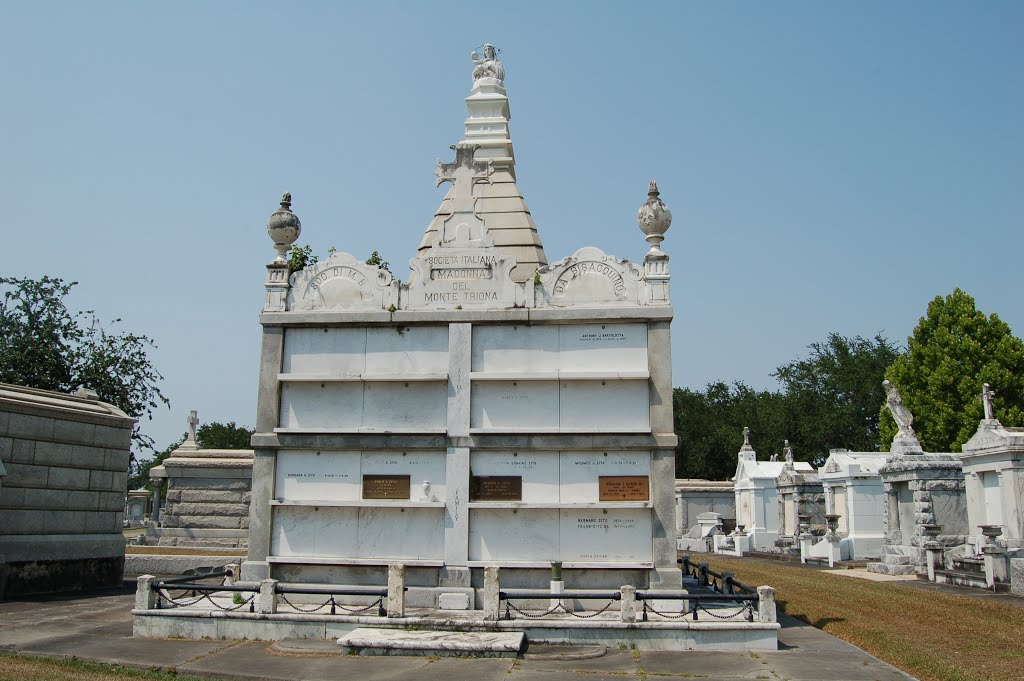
[
  {"x1": 362, "y1": 474, "x2": 411, "y2": 499},
  {"x1": 598, "y1": 476, "x2": 649, "y2": 501},
  {"x1": 471, "y1": 476, "x2": 523, "y2": 501}
]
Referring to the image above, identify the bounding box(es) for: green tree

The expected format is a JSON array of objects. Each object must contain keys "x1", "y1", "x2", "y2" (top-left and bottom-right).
[
  {"x1": 0, "y1": 276, "x2": 169, "y2": 453},
  {"x1": 881, "y1": 289, "x2": 1024, "y2": 452},
  {"x1": 674, "y1": 382, "x2": 790, "y2": 479},
  {"x1": 196, "y1": 421, "x2": 255, "y2": 449},
  {"x1": 127, "y1": 434, "x2": 184, "y2": 491},
  {"x1": 774, "y1": 333, "x2": 901, "y2": 455}
]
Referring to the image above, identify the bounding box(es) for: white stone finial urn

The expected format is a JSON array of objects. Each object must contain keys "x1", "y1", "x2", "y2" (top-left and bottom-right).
[
  {"x1": 267, "y1": 192, "x2": 301, "y2": 262},
  {"x1": 637, "y1": 180, "x2": 672, "y2": 253}
]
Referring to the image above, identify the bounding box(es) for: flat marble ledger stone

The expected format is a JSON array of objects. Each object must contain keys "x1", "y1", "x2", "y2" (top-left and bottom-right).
[
  {"x1": 337, "y1": 628, "x2": 524, "y2": 657},
  {"x1": 560, "y1": 508, "x2": 653, "y2": 562},
  {"x1": 279, "y1": 383, "x2": 363, "y2": 430}
]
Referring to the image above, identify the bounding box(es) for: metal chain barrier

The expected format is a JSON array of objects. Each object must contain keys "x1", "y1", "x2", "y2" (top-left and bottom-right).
[
  {"x1": 157, "y1": 589, "x2": 255, "y2": 612},
  {"x1": 695, "y1": 602, "x2": 753, "y2": 620},
  {"x1": 641, "y1": 601, "x2": 689, "y2": 620},
  {"x1": 279, "y1": 593, "x2": 383, "y2": 615},
  {"x1": 504, "y1": 599, "x2": 617, "y2": 620}
]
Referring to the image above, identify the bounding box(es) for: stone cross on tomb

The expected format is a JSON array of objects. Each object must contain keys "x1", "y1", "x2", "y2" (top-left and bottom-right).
[
  {"x1": 982, "y1": 383, "x2": 996, "y2": 421},
  {"x1": 435, "y1": 143, "x2": 493, "y2": 245},
  {"x1": 186, "y1": 410, "x2": 199, "y2": 443}
]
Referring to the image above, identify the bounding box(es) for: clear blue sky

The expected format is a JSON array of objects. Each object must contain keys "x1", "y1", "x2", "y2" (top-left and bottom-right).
[{"x1": 3, "y1": 1, "x2": 1021, "y2": 458}]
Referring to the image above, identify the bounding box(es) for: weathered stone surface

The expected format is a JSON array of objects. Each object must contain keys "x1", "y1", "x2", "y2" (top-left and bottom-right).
[
  {"x1": 178, "y1": 490, "x2": 249, "y2": 504},
  {"x1": 175, "y1": 515, "x2": 244, "y2": 530}
]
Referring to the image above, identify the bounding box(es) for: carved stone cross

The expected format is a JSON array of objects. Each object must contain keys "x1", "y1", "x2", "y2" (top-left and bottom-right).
[
  {"x1": 435, "y1": 143, "x2": 493, "y2": 244},
  {"x1": 982, "y1": 383, "x2": 996, "y2": 421},
  {"x1": 187, "y1": 410, "x2": 199, "y2": 443}
]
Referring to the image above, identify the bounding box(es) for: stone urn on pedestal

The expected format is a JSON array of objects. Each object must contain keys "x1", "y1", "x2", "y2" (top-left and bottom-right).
[
  {"x1": 267, "y1": 192, "x2": 302, "y2": 262},
  {"x1": 825, "y1": 514, "x2": 841, "y2": 541}
]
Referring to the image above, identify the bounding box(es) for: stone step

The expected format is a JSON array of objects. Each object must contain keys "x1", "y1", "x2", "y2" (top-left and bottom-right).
[
  {"x1": 337, "y1": 628, "x2": 525, "y2": 657},
  {"x1": 881, "y1": 555, "x2": 912, "y2": 565},
  {"x1": 952, "y1": 558, "x2": 984, "y2": 575}
]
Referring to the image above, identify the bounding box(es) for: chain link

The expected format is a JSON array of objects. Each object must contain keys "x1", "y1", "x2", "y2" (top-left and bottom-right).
[
  {"x1": 157, "y1": 589, "x2": 255, "y2": 611},
  {"x1": 504, "y1": 599, "x2": 617, "y2": 620},
  {"x1": 696, "y1": 602, "x2": 753, "y2": 620},
  {"x1": 279, "y1": 594, "x2": 383, "y2": 615}
]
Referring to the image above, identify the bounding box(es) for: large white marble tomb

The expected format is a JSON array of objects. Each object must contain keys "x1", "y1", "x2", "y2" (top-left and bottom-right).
[{"x1": 242, "y1": 45, "x2": 680, "y2": 605}]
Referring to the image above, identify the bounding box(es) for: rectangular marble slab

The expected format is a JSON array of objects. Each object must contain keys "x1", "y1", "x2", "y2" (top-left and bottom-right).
[
  {"x1": 470, "y1": 451, "x2": 559, "y2": 502},
  {"x1": 470, "y1": 380, "x2": 559, "y2": 430},
  {"x1": 560, "y1": 508, "x2": 653, "y2": 562},
  {"x1": 271, "y1": 506, "x2": 443, "y2": 560},
  {"x1": 560, "y1": 452, "x2": 650, "y2": 503},
  {"x1": 282, "y1": 328, "x2": 366, "y2": 374},
  {"x1": 362, "y1": 381, "x2": 447, "y2": 429},
  {"x1": 558, "y1": 323, "x2": 647, "y2": 372},
  {"x1": 469, "y1": 508, "x2": 559, "y2": 562},
  {"x1": 471, "y1": 325, "x2": 558, "y2": 373},
  {"x1": 275, "y1": 450, "x2": 361, "y2": 501},
  {"x1": 364, "y1": 326, "x2": 449, "y2": 375},
  {"x1": 361, "y1": 451, "x2": 447, "y2": 502},
  {"x1": 337, "y1": 628, "x2": 524, "y2": 656},
  {"x1": 559, "y1": 380, "x2": 650, "y2": 432},
  {"x1": 279, "y1": 382, "x2": 364, "y2": 430}
]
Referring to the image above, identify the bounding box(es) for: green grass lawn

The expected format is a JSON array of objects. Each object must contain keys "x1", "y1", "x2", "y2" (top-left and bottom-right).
[
  {"x1": 0, "y1": 653, "x2": 211, "y2": 681},
  {"x1": 704, "y1": 555, "x2": 1024, "y2": 681}
]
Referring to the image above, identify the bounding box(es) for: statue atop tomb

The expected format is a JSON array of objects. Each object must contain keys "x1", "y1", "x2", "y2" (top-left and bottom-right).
[
  {"x1": 982, "y1": 383, "x2": 997, "y2": 421},
  {"x1": 883, "y1": 380, "x2": 916, "y2": 439},
  {"x1": 471, "y1": 43, "x2": 504, "y2": 84},
  {"x1": 783, "y1": 440, "x2": 794, "y2": 467},
  {"x1": 742, "y1": 426, "x2": 751, "y2": 449}
]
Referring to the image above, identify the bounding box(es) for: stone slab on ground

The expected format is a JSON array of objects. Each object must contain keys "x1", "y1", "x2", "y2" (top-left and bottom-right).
[
  {"x1": 823, "y1": 568, "x2": 918, "y2": 582},
  {"x1": 338, "y1": 627, "x2": 525, "y2": 657},
  {"x1": 123, "y1": 553, "x2": 240, "y2": 576}
]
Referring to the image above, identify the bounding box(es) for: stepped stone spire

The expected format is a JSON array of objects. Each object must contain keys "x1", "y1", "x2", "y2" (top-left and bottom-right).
[{"x1": 418, "y1": 43, "x2": 547, "y2": 283}]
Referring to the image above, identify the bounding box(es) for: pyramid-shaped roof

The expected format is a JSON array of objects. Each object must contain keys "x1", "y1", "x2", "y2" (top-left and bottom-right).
[{"x1": 417, "y1": 45, "x2": 546, "y2": 283}]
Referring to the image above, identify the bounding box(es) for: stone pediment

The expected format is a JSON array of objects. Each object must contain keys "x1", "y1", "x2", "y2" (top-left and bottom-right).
[
  {"x1": 287, "y1": 252, "x2": 398, "y2": 311},
  {"x1": 963, "y1": 422, "x2": 1024, "y2": 456},
  {"x1": 402, "y1": 244, "x2": 520, "y2": 310},
  {"x1": 536, "y1": 247, "x2": 643, "y2": 308}
]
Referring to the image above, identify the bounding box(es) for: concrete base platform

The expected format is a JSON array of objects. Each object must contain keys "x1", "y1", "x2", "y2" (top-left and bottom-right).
[
  {"x1": 133, "y1": 605, "x2": 779, "y2": 651},
  {"x1": 337, "y1": 627, "x2": 524, "y2": 657}
]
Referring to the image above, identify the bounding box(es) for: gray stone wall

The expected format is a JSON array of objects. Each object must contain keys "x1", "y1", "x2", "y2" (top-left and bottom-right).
[
  {"x1": 148, "y1": 449, "x2": 253, "y2": 550},
  {"x1": 0, "y1": 383, "x2": 135, "y2": 598}
]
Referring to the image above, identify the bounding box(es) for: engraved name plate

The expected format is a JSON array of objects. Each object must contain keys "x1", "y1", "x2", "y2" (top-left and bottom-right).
[
  {"x1": 470, "y1": 476, "x2": 523, "y2": 501},
  {"x1": 362, "y1": 474, "x2": 411, "y2": 499},
  {"x1": 598, "y1": 476, "x2": 649, "y2": 501}
]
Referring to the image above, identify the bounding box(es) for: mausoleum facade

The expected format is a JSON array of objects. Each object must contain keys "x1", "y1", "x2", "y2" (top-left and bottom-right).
[{"x1": 240, "y1": 46, "x2": 681, "y2": 605}]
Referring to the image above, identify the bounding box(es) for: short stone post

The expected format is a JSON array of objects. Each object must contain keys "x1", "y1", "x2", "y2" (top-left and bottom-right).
[
  {"x1": 924, "y1": 542, "x2": 943, "y2": 582},
  {"x1": 483, "y1": 565, "x2": 501, "y2": 620},
  {"x1": 257, "y1": 578, "x2": 278, "y2": 614},
  {"x1": 734, "y1": 531, "x2": 749, "y2": 556},
  {"x1": 756, "y1": 586, "x2": 777, "y2": 624},
  {"x1": 799, "y1": 533, "x2": 813, "y2": 564},
  {"x1": 982, "y1": 545, "x2": 1008, "y2": 589},
  {"x1": 387, "y1": 563, "x2": 405, "y2": 618},
  {"x1": 549, "y1": 561, "x2": 565, "y2": 611},
  {"x1": 620, "y1": 585, "x2": 637, "y2": 623},
  {"x1": 224, "y1": 563, "x2": 240, "y2": 586},
  {"x1": 135, "y1": 575, "x2": 157, "y2": 610}
]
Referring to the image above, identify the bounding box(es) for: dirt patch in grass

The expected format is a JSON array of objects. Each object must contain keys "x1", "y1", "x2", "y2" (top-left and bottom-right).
[
  {"x1": 705, "y1": 555, "x2": 1024, "y2": 681},
  {"x1": 0, "y1": 652, "x2": 210, "y2": 681},
  {"x1": 125, "y1": 547, "x2": 246, "y2": 556}
]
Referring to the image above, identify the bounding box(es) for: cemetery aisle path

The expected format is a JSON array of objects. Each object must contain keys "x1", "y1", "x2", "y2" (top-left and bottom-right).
[{"x1": 704, "y1": 555, "x2": 1024, "y2": 681}]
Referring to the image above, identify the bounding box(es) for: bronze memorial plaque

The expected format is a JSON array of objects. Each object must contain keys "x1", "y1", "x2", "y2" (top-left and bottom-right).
[
  {"x1": 470, "y1": 476, "x2": 523, "y2": 501},
  {"x1": 362, "y1": 474, "x2": 411, "y2": 500},
  {"x1": 598, "y1": 476, "x2": 650, "y2": 501}
]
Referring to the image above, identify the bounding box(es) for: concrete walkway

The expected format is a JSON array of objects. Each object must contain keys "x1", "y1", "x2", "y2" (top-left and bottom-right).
[{"x1": 0, "y1": 583, "x2": 916, "y2": 681}]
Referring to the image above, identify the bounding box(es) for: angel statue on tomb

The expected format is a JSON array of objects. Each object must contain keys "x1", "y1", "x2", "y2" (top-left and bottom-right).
[{"x1": 883, "y1": 380, "x2": 916, "y2": 438}]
